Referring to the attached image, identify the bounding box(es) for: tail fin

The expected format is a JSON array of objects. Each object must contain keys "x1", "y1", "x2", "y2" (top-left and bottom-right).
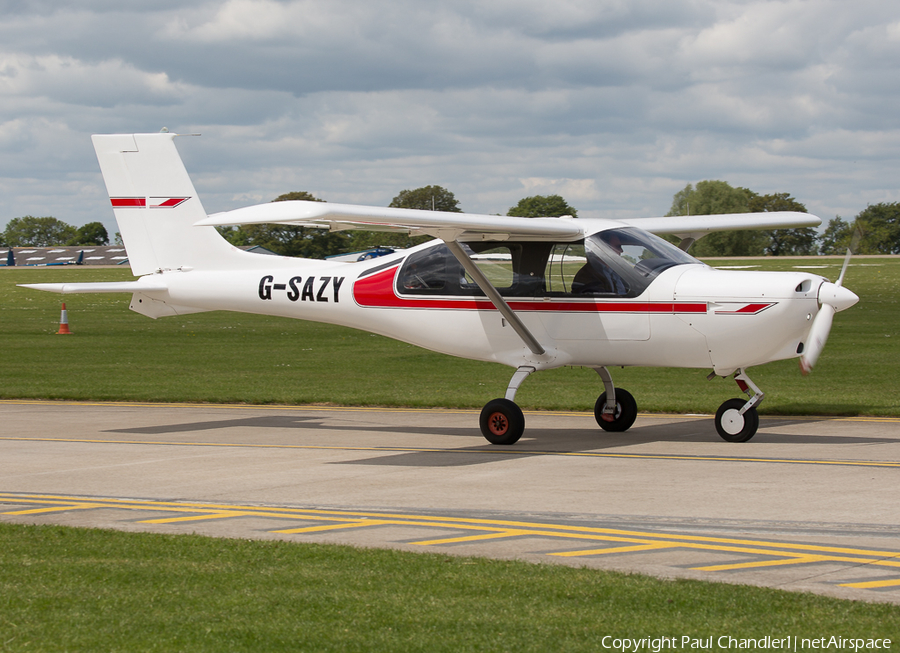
[{"x1": 92, "y1": 133, "x2": 242, "y2": 276}]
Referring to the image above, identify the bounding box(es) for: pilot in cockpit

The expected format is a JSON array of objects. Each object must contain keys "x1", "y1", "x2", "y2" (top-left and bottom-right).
[{"x1": 571, "y1": 233, "x2": 628, "y2": 295}]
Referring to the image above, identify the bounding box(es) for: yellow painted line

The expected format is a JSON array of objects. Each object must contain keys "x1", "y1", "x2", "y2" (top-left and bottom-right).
[
  {"x1": 551, "y1": 543, "x2": 675, "y2": 557},
  {"x1": 693, "y1": 555, "x2": 832, "y2": 572},
  {"x1": 0, "y1": 492, "x2": 893, "y2": 557},
  {"x1": 2, "y1": 503, "x2": 103, "y2": 516},
  {"x1": 0, "y1": 399, "x2": 578, "y2": 418},
  {"x1": 2, "y1": 436, "x2": 899, "y2": 469},
  {"x1": 0, "y1": 492, "x2": 896, "y2": 563},
  {"x1": 547, "y1": 536, "x2": 879, "y2": 565},
  {"x1": 2, "y1": 398, "x2": 898, "y2": 423},
  {"x1": 139, "y1": 512, "x2": 251, "y2": 524},
  {"x1": 842, "y1": 578, "x2": 900, "y2": 589},
  {"x1": 274, "y1": 521, "x2": 394, "y2": 535},
  {"x1": 2, "y1": 492, "x2": 900, "y2": 591},
  {"x1": 411, "y1": 531, "x2": 532, "y2": 546},
  {"x1": 699, "y1": 554, "x2": 900, "y2": 572}
]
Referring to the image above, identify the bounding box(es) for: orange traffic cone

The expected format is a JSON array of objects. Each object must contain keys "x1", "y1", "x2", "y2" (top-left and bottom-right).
[{"x1": 56, "y1": 302, "x2": 72, "y2": 335}]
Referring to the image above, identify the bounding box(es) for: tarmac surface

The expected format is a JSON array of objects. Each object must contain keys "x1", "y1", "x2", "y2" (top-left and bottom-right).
[{"x1": 2, "y1": 399, "x2": 899, "y2": 604}]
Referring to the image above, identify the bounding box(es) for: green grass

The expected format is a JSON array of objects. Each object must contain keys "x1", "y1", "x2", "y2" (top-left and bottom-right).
[
  {"x1": 1, "y1": 257, "x2": 898, "y2": 415},
  {"x1": 1, "y1": 523, "x2": 898, "y2": 652},
  {"x1": 2, "y1": 262, "x2": 900, "y2": 647}
]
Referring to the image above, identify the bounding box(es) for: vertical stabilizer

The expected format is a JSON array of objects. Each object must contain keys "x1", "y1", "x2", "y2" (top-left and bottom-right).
[{"x1": 92, "y1": 133, "x2": 241, "y2": 276}]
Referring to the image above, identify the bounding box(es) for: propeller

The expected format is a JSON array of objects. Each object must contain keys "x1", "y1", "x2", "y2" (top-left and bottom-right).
[{"x1": 799, "y1": 228, "x2": 861, "y2": 375}]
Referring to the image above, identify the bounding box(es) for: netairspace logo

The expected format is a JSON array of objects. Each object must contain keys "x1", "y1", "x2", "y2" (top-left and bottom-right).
[{"x1": 600, "y1": 635, "x2": 892, "y2": 652}]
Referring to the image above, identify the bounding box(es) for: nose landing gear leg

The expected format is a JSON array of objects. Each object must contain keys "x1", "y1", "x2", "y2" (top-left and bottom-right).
[{"x1": 714, "y1": 369, "x2": 763, "y2": 442}]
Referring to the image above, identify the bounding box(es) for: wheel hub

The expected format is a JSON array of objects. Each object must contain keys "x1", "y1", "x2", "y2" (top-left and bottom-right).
[
  {"x1": 720, "y1": 408, "x2": 745, "y2": 435},
  {"x1": 488, "y1": 413, "x2": 509, "y2": 436}
]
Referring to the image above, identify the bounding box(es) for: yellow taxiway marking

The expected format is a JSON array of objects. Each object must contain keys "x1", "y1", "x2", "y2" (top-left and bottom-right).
[
  {"x1": 843, "y1": 578, "x2": 900, "y2": 589},
  {"x1": 2, "y1": 435, "x2": 899, "y2": 469},
  {"x1": 411, "y1": 531, "x2": 535, "y2": 546},
  {"x1": 694, "y1": 554, "x2": 834, "y2": 572},
  {"x1": 2, "y1": 503, "x2": 105, "y2": 516},
  {"x1": 1, "y1": 492, "x2": 899, "y2": 592},
  {"x1": 274, "y1": 521, "x2": 396, "y2": 535},
  {"x1": 552, "y1": 543, "x2": 676, "y2": 557},
  {"x1": 139, "y1": 512, "x2": 251, "y2": 524}
]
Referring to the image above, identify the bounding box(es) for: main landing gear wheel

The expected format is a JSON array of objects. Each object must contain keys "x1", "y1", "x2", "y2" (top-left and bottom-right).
[
  {"x1": 480, "y1": 398, "x2": 525, "y2": 445},
  {"x1": 594, "y1": 388, "x2": 637, "y2": 432},
  {"x1": 715, "y1": 398, "x2": 759, "y2": 442}
]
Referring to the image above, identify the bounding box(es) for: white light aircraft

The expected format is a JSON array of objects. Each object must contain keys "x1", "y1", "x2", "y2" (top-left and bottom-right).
[{"x1": 21, "y1": 133, "x2": 859, "y2": 444}]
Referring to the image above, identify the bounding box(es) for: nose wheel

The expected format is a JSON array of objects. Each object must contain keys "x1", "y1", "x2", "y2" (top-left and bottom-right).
[
  {"x1": 714, "y1": 369, "x2": 763, "y2": 442},
  {"x1": 715, "y1": 399, "x2": 759, "y2": 442}
]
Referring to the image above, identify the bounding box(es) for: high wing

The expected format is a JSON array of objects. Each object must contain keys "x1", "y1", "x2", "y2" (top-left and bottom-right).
[
  {"x1": 620, "y1": 211, "x2": 821, "y2": 242},
  {"x1": 196, "y1": 201, "x2": 583, "y2": 241},
  {"x1": 621, "y1": 211, "x2": 821, "y2": 250},
  {"x1": 196, "y1": 201, "x2": 820, "y2": 244}
]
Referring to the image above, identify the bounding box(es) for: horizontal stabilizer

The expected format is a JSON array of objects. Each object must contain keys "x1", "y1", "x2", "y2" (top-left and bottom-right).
[{"x1": 17, "y1": 280, "x2": 168, "y2": 294}]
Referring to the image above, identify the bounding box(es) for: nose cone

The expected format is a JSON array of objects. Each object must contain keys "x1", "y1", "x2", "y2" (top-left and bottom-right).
[{"x1": 819, "y1": 282, "x2": 859, "y2": 312}]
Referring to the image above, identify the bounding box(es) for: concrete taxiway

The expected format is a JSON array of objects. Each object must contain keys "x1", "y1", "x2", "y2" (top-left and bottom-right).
[{"x1": 2, "y1": 399, "x2": 899, "y2": 604}]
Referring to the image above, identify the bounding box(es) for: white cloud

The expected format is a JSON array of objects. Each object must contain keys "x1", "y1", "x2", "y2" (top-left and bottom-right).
[
  {"x1": 0, "y1": 52, "x2": 183, "y2": 108},
  {"x1": 0, "y1": 0, "x2": 899, "y2": 235}
]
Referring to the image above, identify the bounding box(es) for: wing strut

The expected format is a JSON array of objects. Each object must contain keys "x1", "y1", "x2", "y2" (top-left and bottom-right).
[{"x1": 443, "y1": 240, "x2": 545, "y2": 356}]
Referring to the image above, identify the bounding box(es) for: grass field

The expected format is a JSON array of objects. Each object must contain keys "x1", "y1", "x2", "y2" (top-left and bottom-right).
[
  {"x1": 1, "y1": 258, "x2": 900, "y2": 648},
  {"x1": 1, "y1": 257, "x2": 898, "y2": 415},
  {"x1": 1, "y1": 524, "x2": 898, "y2": 652}
]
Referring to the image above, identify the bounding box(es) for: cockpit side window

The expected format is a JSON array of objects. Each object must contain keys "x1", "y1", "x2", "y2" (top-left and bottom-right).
[
  {"x1": 545, "y1": 243, "x2": 586, "y2": 294},
  {"x1": 461, "y1": 244, "x2": 516, "y2": 291},
  {"x1": 396, "y1": 229, "x2": 698, "y2": 298},
  {"x1": 397, "y1": 243, "x2": 520, "y2": 295},
  {"x1": 398, "y1": 244, "x2": 448, "y2": 291}
]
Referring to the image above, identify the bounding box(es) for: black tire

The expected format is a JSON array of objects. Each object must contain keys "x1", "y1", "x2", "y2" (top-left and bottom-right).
[
  {"x1": 479, "y1": 398, "x2": 525, "y2": 445},
  {"x1": 715, "y1": 398, "x2": 759, "y2": 442},
  {"x1": 594, "y1": 388, "x2": 638, "y2": 432}
]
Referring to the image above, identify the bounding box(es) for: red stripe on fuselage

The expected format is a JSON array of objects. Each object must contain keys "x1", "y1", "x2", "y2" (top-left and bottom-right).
[{"x1": 353, "y1": 266, "x2": 707, "y2": 314}]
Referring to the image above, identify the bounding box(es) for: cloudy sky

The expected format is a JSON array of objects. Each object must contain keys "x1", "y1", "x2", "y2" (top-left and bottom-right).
[{"x1": 1, "y1": 0, "x2": 898, "y2": 236}]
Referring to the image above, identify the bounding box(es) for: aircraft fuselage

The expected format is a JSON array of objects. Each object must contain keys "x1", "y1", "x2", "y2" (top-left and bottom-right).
[{"x1": 137, "y1": 233, "x2": 824, "y2": 378}]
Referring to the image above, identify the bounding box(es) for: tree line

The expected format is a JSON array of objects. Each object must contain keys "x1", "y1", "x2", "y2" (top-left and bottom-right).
[
  {"x1": 1, "y1": 217, "x2": 110, "y2": 247},
  {"x1": 667, "y1": 180, "x2": 900, "y2": 256},
  {"x1": 3, "y1": 182, "x2": 897, "y2": 257}
]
